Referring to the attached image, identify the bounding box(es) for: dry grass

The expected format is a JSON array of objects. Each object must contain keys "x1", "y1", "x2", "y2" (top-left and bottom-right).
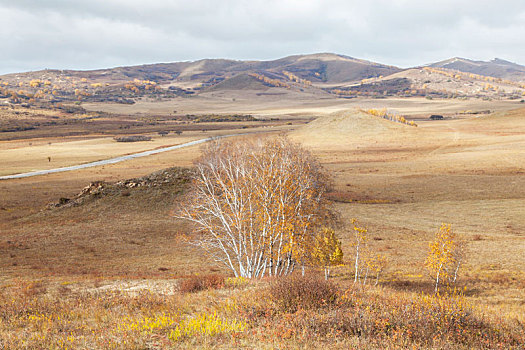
[
  {"x1": 0, "y1": 102, "x2": 524, "y2": 347},
  {"x1": 290, "y1": 107, "x2": 525, "y2": 324},
  {"x1": 1, "y1": 276, "x2": 522, "y2": 349},
  {"x1": 268, "y1": 274, "x2": 338, "y2": 313},
  {"x1": 179, "y1": 274, "x2": 225, "y2": 293},
  {"x1": 237, "y1": 279, "x2": 524, "y2": 349}
]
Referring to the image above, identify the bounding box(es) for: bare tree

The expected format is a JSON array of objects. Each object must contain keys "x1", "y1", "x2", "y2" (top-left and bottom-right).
[{"x1": 180, "y1": 137, "x2": 335, "y2": 278}]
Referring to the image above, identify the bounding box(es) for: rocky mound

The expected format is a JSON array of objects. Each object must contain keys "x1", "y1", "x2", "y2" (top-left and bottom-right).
[{"x1": 48, "y1": 167, "x2": 194, "y2": 209}]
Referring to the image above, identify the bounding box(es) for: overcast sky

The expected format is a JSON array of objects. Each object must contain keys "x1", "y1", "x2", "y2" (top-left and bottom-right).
[{"x1": 1, "y1": 0, "x2": 525, "y2": 74}]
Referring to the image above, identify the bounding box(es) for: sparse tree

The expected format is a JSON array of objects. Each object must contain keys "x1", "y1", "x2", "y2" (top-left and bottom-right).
[
  {"x1": 352, "y1": 219, "x2": 368, "y2": 283},
  {"x1": 425, "y1": 223, "x2": 466, "y2": 292},
  {"x1": 351, "y1": 219, "x2": 387, "y2": 286},
  {"x1": 180, "y1": 137, "x2": 336, "y2": 278},
  {"x1": 311, "y1": 227, "x2": 344, "y2": 280}
]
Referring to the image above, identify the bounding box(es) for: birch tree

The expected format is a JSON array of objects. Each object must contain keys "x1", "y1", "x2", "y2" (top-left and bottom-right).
[
  {"x1": 351, "y1": 219, "x2": 387, "y2": 286},
  {"x1": 425, "y1": 223, "x2": 466, "y2": 292},
  {"x1": 180, "y1": 137, "x2": 336, "y2": 278},
  {"x1": 311, "y1": 228, "x2": 344, "y2": 280},
  {"x1": 351, "y1": 219, "x2": 368, "y2": 283}
]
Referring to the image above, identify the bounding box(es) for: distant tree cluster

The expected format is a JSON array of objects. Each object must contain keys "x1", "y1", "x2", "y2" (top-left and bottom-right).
[
  {"x1": 282, "y1": 70, "x2": 312, "y2": 87},
  {"x1": 249, "y1": 73, "x2": 291, "y2": 89},
  {"x1": 362, "y1": 108, "x2": 417, "y2": 127},
  {"x1": 113, "y1": 135, "x2": 152, "y2": 142}
]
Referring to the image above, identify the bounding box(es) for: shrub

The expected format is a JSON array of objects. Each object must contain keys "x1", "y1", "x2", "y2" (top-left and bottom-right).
[
  {"x1": 179, "y1": 274, "x2": 225, "y2": 293},
  {"x1": 113, "y1": 135, "x2": 152, "y2": 142},
  {"x1": 225, "y1": 276, "x2": 250, "y2": 289},
  {"x1": 269, "y1": 274, "x2": 338, "y2": 313},
  {"x1": 241, "y1": 285, "x2": 524, "y2": 348}
]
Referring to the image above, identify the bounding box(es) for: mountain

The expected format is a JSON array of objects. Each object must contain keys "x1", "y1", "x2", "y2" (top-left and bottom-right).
[
  {"x1": 0, "y1": 53, "x2": 401, "y2": 85},
  {"x1": 1, "y1": 54, "x2": 524, "y2": 107},
  {"x1": 428, "y1": 57, "x2": 525, "y2": 81}
]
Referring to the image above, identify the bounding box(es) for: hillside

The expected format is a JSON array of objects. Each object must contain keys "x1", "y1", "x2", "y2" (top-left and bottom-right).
[
  {"x1": 1, "y1": 54, "x2": 525, "y2": 110},
  {"x1": 291, "y1": 109, "x2": 418, "y2": 149},
  {"x1": 429, "y1": 57, "x2": 525, "y2": 81},
  {"x1": 0, "y1": 53, "x2": 400, "y2": 105}
]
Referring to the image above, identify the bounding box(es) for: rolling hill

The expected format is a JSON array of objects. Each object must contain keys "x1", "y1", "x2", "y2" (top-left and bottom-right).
[
  {"x1": 1, "y1": 53, "x2": 524, "y2": 108},
  {"x1": 291, "y1": 108, "x2": 419, "y2": 149},
  {"x1": 428, "y1": 57, "x2": 525, "y2": 81}
]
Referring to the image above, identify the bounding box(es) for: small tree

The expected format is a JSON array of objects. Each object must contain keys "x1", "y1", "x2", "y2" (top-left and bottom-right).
[
  {"x1": 351, "y1": 219, "x2": 387, "y2": 286},
  {"x1": 425, "y1": 223, "x2": 466, "y2": 292},
  {"x1": 351, "y1": 219, "x2": 368, "y2": 283},
  {"x1": 366, "y1": 253, "x2": 387, "y2": 286},
  {"x1": 311, "y1": 228, "x2": 343, "y2": 280}
]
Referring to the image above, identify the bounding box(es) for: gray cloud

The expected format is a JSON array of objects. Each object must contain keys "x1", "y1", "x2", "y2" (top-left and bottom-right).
[{"x1": 1, "y1": 0, "x2": 525, "y2": 74}]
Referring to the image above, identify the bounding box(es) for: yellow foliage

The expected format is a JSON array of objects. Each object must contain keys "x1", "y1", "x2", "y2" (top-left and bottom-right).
[
  {"x1": 249, "y1": 73, "x2": 290, "y2": 88},
  {"x1": 282, "y1": 71, "x2": 312, "y2": 86},
  {"x1": 120, "y1": 313, "x2": 178, "y2": 333},
  {"x1": 425, "y1": 223, "x2": 465, "y2": 292},
  {"x1": 311, "y1": 228, "x2": 344, "y2": 277},
  {"x1": 168, "y1": 312, "x2": 246, "y2": 341},
  {"x1": 29, "y1": 79, "x2": 41, "y2": 88},
  {"x1": 225, "y1": 276, "x2": 250, "y2": 289},
  {"x1": 362, "y1": 108, "x2": 417, "y2": 127}
]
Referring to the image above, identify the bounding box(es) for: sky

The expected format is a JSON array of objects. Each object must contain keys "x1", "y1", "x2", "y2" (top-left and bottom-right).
[{"x1": 1, "y1": 0, "x2": 525, "y2": 74}]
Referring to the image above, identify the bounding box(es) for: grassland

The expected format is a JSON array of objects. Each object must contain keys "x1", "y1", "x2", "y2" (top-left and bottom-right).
[{"x1": 0, "y1": 98, "x2": 524, "y2": 348}]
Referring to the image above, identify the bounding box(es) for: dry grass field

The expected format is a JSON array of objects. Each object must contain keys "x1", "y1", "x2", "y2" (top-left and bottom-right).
[
  {"x1": 291, "y1": 108, "x2": 525, "y2": 319},
  {"x1": 82, "y1": 95, "x2": 525, "y2": 118},
  {"x1": 0, "y1": 98, "x2": 524, "y2": 348}
]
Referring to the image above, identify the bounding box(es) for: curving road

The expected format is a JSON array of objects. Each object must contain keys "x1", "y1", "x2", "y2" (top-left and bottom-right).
[{"x1": 0, "y1": 134, "x2": 237, "y2": 180}]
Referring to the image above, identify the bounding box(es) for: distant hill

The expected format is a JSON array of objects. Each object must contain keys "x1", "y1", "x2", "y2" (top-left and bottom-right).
[
  {"x1": 0, "y1": 53, "x2": 400, "y2": 84},
  {"x1": 1, "y1": 53, "x2": 524, "y2": 107},
  {"x1": 428, "y1": 57, "x2": 525, "y2": 81}
]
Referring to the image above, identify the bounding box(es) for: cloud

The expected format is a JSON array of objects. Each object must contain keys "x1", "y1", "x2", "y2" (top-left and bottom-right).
[{"x1": 1, "y1": 0, "x2": 525, "y2": 74}]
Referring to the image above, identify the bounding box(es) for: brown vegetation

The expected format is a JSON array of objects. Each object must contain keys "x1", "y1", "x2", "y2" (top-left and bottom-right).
[{"x1": 0, "y1": 100, "x2": 524, "y2": 348}]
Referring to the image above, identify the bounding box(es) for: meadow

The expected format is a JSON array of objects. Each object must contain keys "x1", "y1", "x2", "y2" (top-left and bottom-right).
[{"x1": 0, "y1": 98, "x2": 524, "y2": 348}]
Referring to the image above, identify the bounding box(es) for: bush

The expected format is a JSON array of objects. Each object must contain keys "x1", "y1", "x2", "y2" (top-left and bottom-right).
[
  {"x1": 179, "y1": 274, "x2": 225, "y2": 293},
  {"x1": 113, "y1": 135, "x2": 152, "y2": 142},
  {"x1": 240, "y1": 285, "x2": 525, "y2": 348},
  {"x1": 225, "y1": 276, "x2": 250, "y2": 289},
  {"x1": 269, "y1": 274, "x2": 338, "y2": 313}
]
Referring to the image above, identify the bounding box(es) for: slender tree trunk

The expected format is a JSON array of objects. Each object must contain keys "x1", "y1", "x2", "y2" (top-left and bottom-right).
[
  {"x1": 452, "y1": 260, "x2": 461, "y2": 283},
  {"x1": 435, "y1": 264, "x2": 442, "y2": 293},
  {"x1": 363, "y1": 266, "x2": 369, "y2": 285},
  {"x1": 354, "y1": 244, "x2": 360, "y2": 283}
]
